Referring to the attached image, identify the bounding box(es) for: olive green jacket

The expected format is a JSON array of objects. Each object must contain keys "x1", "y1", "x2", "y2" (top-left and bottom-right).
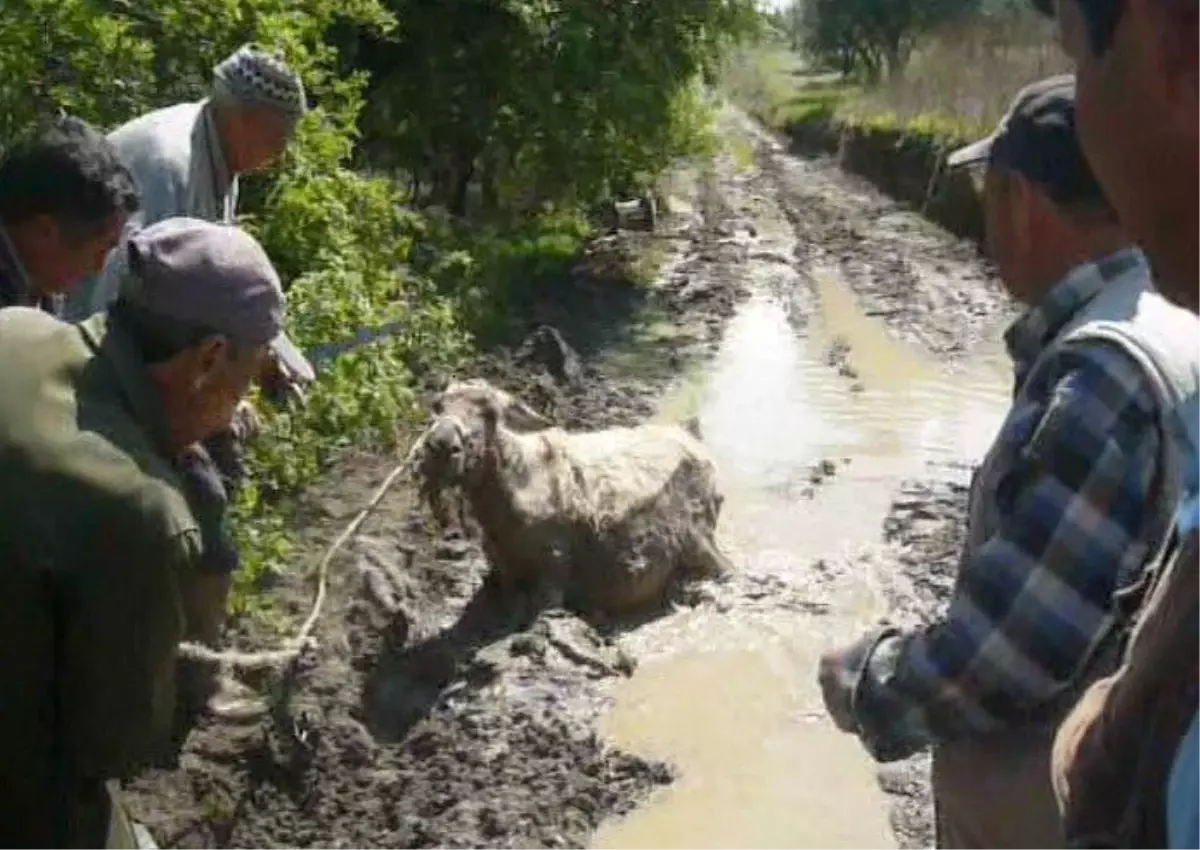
[{"x1": 0, "y1": 308, "x2": 201, "y2": 847}]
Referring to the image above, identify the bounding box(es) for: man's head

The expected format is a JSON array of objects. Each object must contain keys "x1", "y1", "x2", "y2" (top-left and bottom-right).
[
  {"x1": 113, "y1": 217, "x2": 309, "y2": 451},
  {"x1": 1039, "y1": 0, "x2": 1198, "y2": 306},
  {"x1": 948, "y1": 75, "x2": 1128, "y2": 304},
  {"x1": 0, "y1": 116, "x2": 140, "y2": 294},
  {"x1": 210, "y1": 45, "x2": 308, "y2": 175}
]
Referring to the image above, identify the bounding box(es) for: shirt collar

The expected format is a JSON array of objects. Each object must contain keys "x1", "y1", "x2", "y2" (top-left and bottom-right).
[
  {"x1": 78, "y1": 311, "x2": 176, "y2": 459},
  {"x1": 1004, "y1": 247, "x2": 1149, "y2": 382},
  {"x1": 201, "y1": 99, "x2": 234, "y2": 200}
]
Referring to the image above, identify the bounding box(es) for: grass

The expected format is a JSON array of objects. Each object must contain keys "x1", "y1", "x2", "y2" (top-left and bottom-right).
[
  {"x1": 724, "y1": 16, "x2": 1070, "y2": 144},
  {"x1": 721, "y1": 46, "x2": 858, "y2": 129}
]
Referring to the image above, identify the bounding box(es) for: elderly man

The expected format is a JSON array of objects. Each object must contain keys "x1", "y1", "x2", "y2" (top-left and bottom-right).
[
  {"x1": 64, "y1": 43, "x2": 308, "y2": 320},
  {"x1": 61, "y1": 43, "x2": 314, "y2": 717},
  {"x1": 817, "y1": 75, "x2": 1200, "y2": 849},
  {"x1": 0, "y1": 217, "x2": 305, "y2": 847},
  {"x1": 0, "y1": 115, "x2": 139, "y2": 311},
  {"x1": 1030, "y1": 0, "x2": 1200, "y2": 846}
]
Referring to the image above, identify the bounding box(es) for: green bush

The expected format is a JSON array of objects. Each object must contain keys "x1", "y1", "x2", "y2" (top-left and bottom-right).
[{"x1": 1, "y1": 0, "x2": 758, "y2": 609}]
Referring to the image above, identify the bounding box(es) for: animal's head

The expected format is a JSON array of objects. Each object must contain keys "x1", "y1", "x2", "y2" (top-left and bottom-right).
[{"x1": 410, "y1": 378, "x2": 553, "y2": 487}]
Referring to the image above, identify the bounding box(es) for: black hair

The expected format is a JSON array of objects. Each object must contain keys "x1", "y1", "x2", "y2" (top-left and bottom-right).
[
  {"x1": 1076, "y1": 0, "x2": 1127, "y2": 54},
  {"x1": 1028, "y1": 0, "x2": 1127, "y2": 53},
  {"x1": 0, "y1": 114, "x2": 140, "y2": 241}
]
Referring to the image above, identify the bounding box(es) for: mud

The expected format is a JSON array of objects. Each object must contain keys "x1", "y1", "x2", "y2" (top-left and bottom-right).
[
  {"x1": 124, "y1": 103, "x2": 1005, "y2": 849},
  {"x1": 875, "y1": 475, "x2": 972, "y2": 850}
]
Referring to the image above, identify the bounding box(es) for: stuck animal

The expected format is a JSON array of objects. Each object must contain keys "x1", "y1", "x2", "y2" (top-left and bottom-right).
[{"x1": 408, "y1": 378, "x2": 732, "y2": 616}]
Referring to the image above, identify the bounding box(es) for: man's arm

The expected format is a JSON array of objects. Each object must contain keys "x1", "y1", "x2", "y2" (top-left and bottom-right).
[
  {"x1": 1052, "y1": 529, "x2": 1199, "y2": 847},
  {"x1": 822, "y1": 340, "x2": 1161, "y2": 762},
  {"x1": 58, "y1": 521, "x2": 199, "y2": 782}
]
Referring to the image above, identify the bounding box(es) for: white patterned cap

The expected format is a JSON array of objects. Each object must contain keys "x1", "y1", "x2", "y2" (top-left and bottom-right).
[{"x1": 212, "y1": 44, "x2": 308, "y2": 121}]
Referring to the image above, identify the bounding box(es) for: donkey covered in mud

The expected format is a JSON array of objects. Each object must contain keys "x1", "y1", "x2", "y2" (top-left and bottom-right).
[{"x1": 408, "y1": 378, "x2": 733, "y2": 616}]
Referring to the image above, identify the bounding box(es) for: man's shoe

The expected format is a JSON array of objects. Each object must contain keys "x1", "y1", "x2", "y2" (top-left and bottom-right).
[{"x1": 206, "y1": 674, "x2": 268, "y2": 721}]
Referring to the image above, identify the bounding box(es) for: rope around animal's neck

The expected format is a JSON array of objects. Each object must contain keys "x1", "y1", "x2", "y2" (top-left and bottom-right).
[{"x1": 176, "y1": 439, "x2": 423, "y2": 670}]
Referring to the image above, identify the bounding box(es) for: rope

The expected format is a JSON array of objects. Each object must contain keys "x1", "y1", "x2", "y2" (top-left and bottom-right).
[{"x1": 176, "y1": 436, "x2": 425, "y2": 671}]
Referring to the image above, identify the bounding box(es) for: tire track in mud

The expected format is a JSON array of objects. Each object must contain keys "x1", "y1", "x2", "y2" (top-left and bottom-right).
[{"x1": 724, "y1": 105, "x2": 1010, "y2": 849}]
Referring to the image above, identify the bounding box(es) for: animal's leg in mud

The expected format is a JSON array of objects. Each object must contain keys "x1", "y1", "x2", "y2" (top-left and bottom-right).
[
  {"x1": 454, "y1": 490, "x2": 472, "y2": 539},
  {"x1": 531, "y1": 545, "x2": 569, "y2": 613},
  {"x1": 478, "y1": 535, "x2": 511, "y2": 597},
  {"x1": 422, "y1": 480, "x2": 451, "y2": 534}
]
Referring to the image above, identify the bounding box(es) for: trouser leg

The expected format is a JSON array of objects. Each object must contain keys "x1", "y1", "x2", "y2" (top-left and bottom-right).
[
  {"x1": 174, "y1": 444, "x2": 263, "y2": 731},
  {"x1": 932, "y1": 729, "x2": 1065, "y2": 849}
]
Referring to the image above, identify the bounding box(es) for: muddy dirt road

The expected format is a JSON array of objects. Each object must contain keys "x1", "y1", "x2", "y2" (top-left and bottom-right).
[{"x1": 124, "y1": 104, "x2": 1015, "y2": 849}]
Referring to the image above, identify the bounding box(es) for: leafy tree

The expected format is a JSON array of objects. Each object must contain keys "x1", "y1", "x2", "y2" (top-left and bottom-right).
[
  {"x1": 355, "y1": 0, "x2": 760, "y2": 216},
  {"x1": 796, "y1": 0, "x2": 978, "y2": 80}
]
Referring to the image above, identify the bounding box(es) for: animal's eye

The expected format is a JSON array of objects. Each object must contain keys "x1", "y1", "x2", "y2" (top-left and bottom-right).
[{"x1": 449, "y1": 445, "x2": 463, "y2": 455}]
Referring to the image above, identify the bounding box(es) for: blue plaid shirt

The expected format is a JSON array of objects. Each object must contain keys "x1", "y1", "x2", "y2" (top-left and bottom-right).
[
  {"x1": 1173, "y1": 391, "x2": 1199, "y2": 536},
  {"x1": 834, "y1": 249, "x2": 1174, "y2": 762}
]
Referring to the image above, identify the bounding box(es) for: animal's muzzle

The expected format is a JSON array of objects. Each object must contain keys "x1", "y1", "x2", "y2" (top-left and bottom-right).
[{"x1": 421, "y1": 417, "x2": 468, "y2": 483}]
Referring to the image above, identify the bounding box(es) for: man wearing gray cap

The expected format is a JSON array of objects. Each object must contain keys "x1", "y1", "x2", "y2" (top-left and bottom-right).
[
  {"x1": 0, "y1": 217, "x2": 297, "y2": 847},
  {"x1": 56, "y1": 43, "x2": 314, "y2": 711},
  {"x1": 817, "y1": 75, "x2": 1199, "y2": 848}
]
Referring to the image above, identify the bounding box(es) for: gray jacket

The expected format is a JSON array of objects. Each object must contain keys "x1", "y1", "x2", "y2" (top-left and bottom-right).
[{"x1": 62, "y1": 99, "x2": 238, "y2": 322}]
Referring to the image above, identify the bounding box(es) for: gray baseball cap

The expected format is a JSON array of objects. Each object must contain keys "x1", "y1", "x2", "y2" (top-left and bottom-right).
[
  {"x1": 121, "y1": 217, "x2": 314, "y2": 381},
  {"x1": 946, "y1": 75, "x2": 1110, "y2": 212}
]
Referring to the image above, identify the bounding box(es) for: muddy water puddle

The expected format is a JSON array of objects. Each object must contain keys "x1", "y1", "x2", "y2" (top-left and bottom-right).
[{"x1": 594, "y1": 259, "x2": 1010, "y2": 848}]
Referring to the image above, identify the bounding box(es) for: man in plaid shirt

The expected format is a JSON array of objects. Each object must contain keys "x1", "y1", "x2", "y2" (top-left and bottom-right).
[{"x1": 818, "y1": 76, "x2": 1200, "y2": 848}]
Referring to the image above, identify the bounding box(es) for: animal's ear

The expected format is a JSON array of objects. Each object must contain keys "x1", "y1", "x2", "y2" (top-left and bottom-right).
[
  {"x1": 424, "y1": 388, "x2": 443, "y2": 415},
  {"x1": 501, "y1": 396, "x2": 553, "y2": 432}
]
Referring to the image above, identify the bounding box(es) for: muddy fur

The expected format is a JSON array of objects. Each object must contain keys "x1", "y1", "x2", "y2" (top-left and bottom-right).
[{"x1": 418, "y1": 378, "x2": 733, "y2": 616}]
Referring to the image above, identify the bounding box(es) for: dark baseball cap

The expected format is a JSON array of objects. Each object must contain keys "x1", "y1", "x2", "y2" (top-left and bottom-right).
[
  {"x1": 121, "y1": 217, "x2": 314, "y2": 381},
  {"x1": 946, "y1": 74, "x2": 1110, "y2": 211}
]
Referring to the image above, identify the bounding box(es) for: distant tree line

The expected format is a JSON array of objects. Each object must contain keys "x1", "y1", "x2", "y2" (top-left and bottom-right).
[{"x1": 767, "y1": 0, "x2": 1041, "y2": 80}]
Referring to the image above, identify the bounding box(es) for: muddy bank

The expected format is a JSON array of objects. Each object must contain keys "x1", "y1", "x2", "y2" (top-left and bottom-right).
[
  {"x1": 774, "y1": 114, "x2": 983, "y2": 245},
  {"x1": 122, "y1": 154, "x2": 749, "y2": 849},
  {"x1": 736, "y1": 114, "x2": 1011, "y2": 359}
]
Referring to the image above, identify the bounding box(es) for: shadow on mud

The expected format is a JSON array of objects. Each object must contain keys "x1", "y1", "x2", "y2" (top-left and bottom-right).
[{"x1": 362, "y1": 581, "x2": 539, "y2": 744}]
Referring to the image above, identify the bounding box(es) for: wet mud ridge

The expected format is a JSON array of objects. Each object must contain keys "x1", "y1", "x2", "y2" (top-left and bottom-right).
[
  {"x1": 874, "y1": 474, "x2": 973, "y2": 850},
  {"x1": 728, "y1": 105, "x2": 1012, "y2": 849},
  {"x1": 126, "y1": 104, "x2": 1009, "y2": 849},
  {"x1": 123, "y1": 148, "x2": 753, "y2": 848}
]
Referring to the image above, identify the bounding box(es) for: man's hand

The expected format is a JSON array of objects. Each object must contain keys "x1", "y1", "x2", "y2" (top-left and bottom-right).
[
  {"x1": 818, "y1": 646, "x2": 860, "y2": 733},
  {"x1": 259, "y1": 353, "x2": 310, "y2": 409},
  {"x1": 230, "y1": 400, "x2": 261, "y2": 442}
]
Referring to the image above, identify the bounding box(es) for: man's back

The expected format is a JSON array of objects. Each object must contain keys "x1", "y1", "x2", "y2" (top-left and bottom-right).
[
  {"x1": 63, "y1": 100, "x2": 234, "y2": 323},
  {"x1": 0, "y1": 307, "x2": 200, "y2": 846}
]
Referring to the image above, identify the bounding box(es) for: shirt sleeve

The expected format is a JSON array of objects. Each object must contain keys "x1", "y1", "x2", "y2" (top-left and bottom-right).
[
  {"x1": 58, "y1": 523, "x2": 199, "y2": 780},
  {"x1": 840, "y1": 339, "x2": 1162, "y2": 762}
]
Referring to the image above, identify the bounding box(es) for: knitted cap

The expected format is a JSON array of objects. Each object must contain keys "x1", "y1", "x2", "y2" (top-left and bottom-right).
[{"x1": 212, "y1": 44, "x2": 308, "y2": 120}]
